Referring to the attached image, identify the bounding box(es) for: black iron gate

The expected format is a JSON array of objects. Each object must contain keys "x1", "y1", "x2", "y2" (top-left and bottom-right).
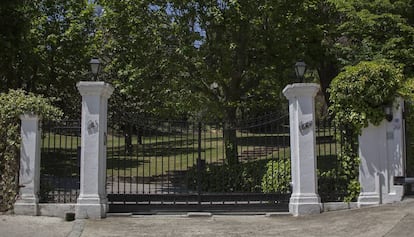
[
  {"x1": 403, "y1": 101, "x2": 414, "y2": 194},
  {"x1": 40, "y1": 120, "x2": 81, "y2": 203},
  {"x1": 316, "y1": 117, "x2": 348, "y2": 202},
  {"x1": 106, "y1": 114, "x2": 291, "y2": 213}
]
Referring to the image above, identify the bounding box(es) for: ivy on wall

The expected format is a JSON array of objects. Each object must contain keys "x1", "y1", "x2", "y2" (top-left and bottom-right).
[
  {"x1": 0, "y1": 89, "x2": 62, "y2": 212},
  {"x1": 328, "y1": 60, "x2": 404, "y2": 201}
]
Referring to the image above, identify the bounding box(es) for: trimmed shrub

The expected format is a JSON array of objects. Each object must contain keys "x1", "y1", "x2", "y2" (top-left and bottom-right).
[
  {"x1": 187, "y1": 160, "x2": 267, "y2": 192},
  {"x1": 261, "y1": 159, "x2": 291, "y2": 193}
]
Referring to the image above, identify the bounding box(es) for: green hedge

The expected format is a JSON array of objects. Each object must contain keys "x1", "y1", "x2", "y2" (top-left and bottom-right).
[
  {"x1": 261, "y1": 159, "x2": 291, "y2": 193},
  {"x1": 187, "y1": 160, "x2": 267, "y2": 192},
  {"x1": 187, "y1": 159, "x2": 293, "y2": 193},
  {"x1": 0, "y1": 89, "x2": 62, "y2": 212}
]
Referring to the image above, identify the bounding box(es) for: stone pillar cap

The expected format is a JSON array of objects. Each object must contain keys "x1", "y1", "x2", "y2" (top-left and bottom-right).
[
  {"x1": 283, "y1": 83, "x2": 320, "y2": 99},
  {"x1": 20, "y1": 114, "x2": 41, "y2": 120},
  {"x1": 77, "y1": 81, "x2": 114, "y2": 98}
]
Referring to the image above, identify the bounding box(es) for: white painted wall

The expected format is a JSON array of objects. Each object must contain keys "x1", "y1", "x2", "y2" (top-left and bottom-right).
[{"x1": 358, "y1": 99, "x2": 405, "y2": 207}]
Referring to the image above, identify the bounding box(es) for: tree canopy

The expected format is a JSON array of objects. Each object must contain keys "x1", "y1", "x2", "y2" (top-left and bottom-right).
[
  {"x1": 306, "y1": 0, "x2": 414, "y2": 102},
  {"x1": 1, "y1": 0, "x2": 413, "y2": 119},
  {"x1": 0, "y1": 0, "x2": 96, "y2": 118}
]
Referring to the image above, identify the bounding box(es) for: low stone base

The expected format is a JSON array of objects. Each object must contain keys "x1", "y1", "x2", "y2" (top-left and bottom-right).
[
  {"x1": 358, "y1": 192, "x2": 380, "y2": 207},
  {"x1": 289, "y1": 194, "x2": 321, "y2": 216},
  {"x1": 75, "y1": 195, "x2": 107, "y2": 219},
  {"x1": 14, "y1": 202, "x2": 39, "y2": 216},
  {"x1": 39, "y1": 204, "x2": 76, "y2": 218},
  {"x1": 382, "y1": 185, "x2": 404, "y2": 204},
  {"x1": 75, "y1": 204, "x2": 106, "y2": 219}
]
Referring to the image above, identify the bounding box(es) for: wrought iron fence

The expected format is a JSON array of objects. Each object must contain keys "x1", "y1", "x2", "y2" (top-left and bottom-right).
[
  {"x1": 316, "y1": 117, "x2": 348, "y2": 202},
  {"x1": 37, "y1": 114, "x2": 350, "y2": 206},
  {"x1": 404, "y1": 101, "x2": 414, "y2": 195},
  {"x1": 40, "y1": 120, "x2": 81, "y2": 203}
]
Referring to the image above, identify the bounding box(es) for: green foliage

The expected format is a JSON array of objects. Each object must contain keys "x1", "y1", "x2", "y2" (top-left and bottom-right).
[
  {"x1": 261, "y1": 159, "x2": 291, "y2": 193},
  {"x1": 304, "y1": 0, "x2": 414, "y2": 103},
  {"x1": 173, "y1": 0, "x2": 307, "y2": 116},
  {"x1": 329, "y1": 60, "x2": 403, "y2": 132},
  {"x1": 337, "y1": 132, "x2": 361, "y2": 202},
  {"x1": 27, "y1": 0, "x2": 96, "y2": 118},
  {"x1": 0, "y1": 0, "x2": 34, "y2": 90},
  {"x1": 330, "y1": 0, "x2": 413, "y2": 65},
  {"x1": 97, "y1": 0, "x2": 311, "y2": 120},
  {"x1": 97, "y1": 0, "x2": 194, "y2": 119},
  {"x1": 0, "y1": 89, "x2": 62, "y2": 212},
  {"x1": 187, "y1": 160, "x2": 267, "y2": 192},
  {"x1": 328, "y1": 60, "x2": 403, "y2": 201},
  {"x1": 188, "y1": 159, "x2": 292, "y2": 195},
  {"x1": 0, "y1": 0, "x2": 96, "y2": 118}
]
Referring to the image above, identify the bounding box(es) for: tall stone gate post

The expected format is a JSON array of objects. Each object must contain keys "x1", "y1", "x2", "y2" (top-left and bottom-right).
[
  {"x1": 283, "y1": 83, "x2": 321, "y2": 216},
  {"x1": 76, "y1": 81, "x2": 113, "y2": 219},
  {"x1": 14, "y1": 114, "x2": 42, "y2": 215}
]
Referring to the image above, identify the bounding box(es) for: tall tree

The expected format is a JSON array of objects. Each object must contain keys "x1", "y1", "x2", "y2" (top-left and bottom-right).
[
  {"x1": 29, "y1": 0, "x2": 96, "y2": 117},
  {"x1": 97, "y1": 0, "x2": 197, "y2": 119},
  {"x1": 0, "y1": 0, "x2": 36, "y2": 91},
  {"x1": 167, "y1": 0, "x2": 312, "y2": 163},
  {"x1": 305, "y1": 0, "x2": 414, "y2": 104},
  {"x1": 98, "y1": 0, "x2": 323, "y2": 164},
  {"x1": 0, "y1": 0, "x2": 96, "y2": 118}
]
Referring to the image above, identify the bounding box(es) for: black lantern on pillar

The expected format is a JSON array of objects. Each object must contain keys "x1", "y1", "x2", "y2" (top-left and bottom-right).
[
  {"x1": 384, "y1": 104, "x2": 393, "y2": 122},
  {"x1": 89, "y1": 58, "x2": 102, "y2": 81},
  {"x1": 295, "y1": 61, "x2": 307, "y2": 83}
]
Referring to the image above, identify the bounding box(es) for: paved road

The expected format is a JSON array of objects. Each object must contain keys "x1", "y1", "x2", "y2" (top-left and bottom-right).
[{"x1": 1, "y1": 198, "x2": 414, "y2": 237}]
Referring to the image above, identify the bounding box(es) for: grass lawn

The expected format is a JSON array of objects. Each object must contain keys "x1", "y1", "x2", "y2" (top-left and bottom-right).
[
  {"x1": 105, "y1": 130, "x2": 291, "y2": 177},
  {"x1": 41, "y1": 127, "x2": 340, "y2": 178}
]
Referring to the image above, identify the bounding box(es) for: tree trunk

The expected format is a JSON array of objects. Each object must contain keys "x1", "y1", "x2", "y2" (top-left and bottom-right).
[
  {"x1": 124, "y1": 124, "x2": 133, "y2": 155},
  {"x1": 223, "y1": 107, "x2": 238, "y2": 165},
  {"x1": 137, "y1": 127, "x2": 142, "y2": 145},
  {"x1": 318, "y1": 62, "x2": 339, "y2": 105}
]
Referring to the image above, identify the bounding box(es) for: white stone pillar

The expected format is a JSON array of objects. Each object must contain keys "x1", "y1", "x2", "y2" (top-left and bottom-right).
[
  {"x1": 358, "y1": 99, "x2": 405, "y2": 207},
  {"x1": 76, "y1": 81, "x2": 113, "y2": 219},
  {"x1": 283, "y1": 83, "x2": 321, "y2": 216},
  {"x1": 14, "y1": 114, "x2": 42, "y2": 215}
]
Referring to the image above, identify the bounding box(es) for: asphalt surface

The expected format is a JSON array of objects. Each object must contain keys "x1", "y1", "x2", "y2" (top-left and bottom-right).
[{"x1": 1, "y1": 198, "x2": 414, "y2": 237}]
